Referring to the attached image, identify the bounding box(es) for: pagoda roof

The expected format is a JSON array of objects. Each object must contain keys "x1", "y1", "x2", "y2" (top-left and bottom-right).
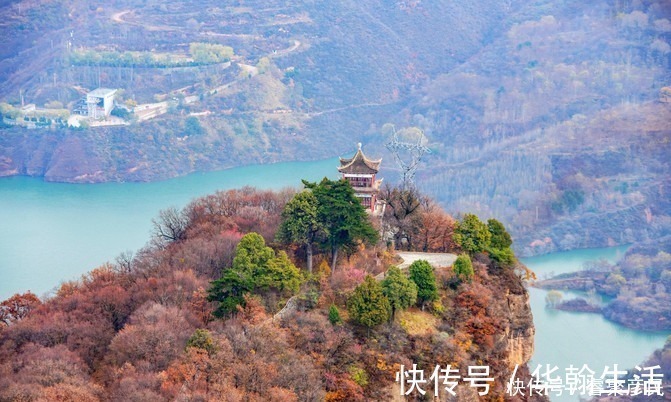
[{"x1": 338, "y1": 144, "x2": 381, "y2": 175}]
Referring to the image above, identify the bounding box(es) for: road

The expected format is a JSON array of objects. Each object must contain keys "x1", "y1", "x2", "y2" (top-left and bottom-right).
[
  {"x1": 396, "y1": 252, "x2": 457, "y2": 269},
  {"x1": 375, "y1": 252, "x2": 457, "y2": 280}
]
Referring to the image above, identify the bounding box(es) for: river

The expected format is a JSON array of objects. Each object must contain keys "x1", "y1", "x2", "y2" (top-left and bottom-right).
[
  {"x1": 0, "y1": 158, "x2": 338, "y2": 300},
  {"x1": 522, "y1": 247, "x2": 669, "y2": 401},
  {"x1": 1, "y1": 160, "x2": 668, "y2": 402}
]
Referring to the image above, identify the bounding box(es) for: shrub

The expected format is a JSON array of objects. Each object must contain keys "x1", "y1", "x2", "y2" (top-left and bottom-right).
[
  {"x1": 408, "y1": 260, "x2": 438, "y2": 309},
  {"x1": 453, "y1": 254, "x2": 474, "y2": 282}
]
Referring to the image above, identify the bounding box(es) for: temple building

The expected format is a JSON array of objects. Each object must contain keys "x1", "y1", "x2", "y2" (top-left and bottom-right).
[{"x1": 338, "y1": 143, "x2": 384, "y2": 214}]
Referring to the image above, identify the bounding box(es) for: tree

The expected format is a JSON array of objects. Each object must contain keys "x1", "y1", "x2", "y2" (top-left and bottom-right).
[
  {"x1": 328, "y1": 304, "x2": 342, "y2": 325},
  {"x1": 453, "y1": 254, "x2": 474, "y2": 283},
  {"x1": 184, "y1": 116, "x2": 204, "y2": 136},
  {"x1": 486, "y1": 218, "x2": 516, "y2": 268},
  {"x1": 417, "y1": 202, "x2": 458, "y2": 252},
  {"x1": 408, "y1": 260, "x2": 438, "y2": 309},
  {"x1": 605, "y1": 273, "x2": 627, "y2": 292},
  {"x1": 487, "y1": 219, "x2": 512, "y2": 250},
  {"x1": 347, "y1": 275, "x2": 390, "y2": 331},
  {"x1": 186, "y1": 329, "x2": 217, "y2": 355},
  {"x1": 545, "y1": 290, "x2": 563, "y2": 307},
  {"x1": 0, "y1": 292, "x2": 41, "y2": 326},
  {"x1": 109, "y1": 303, "x2": 194, "y2": 371},
  {"x1": 379, "y1": 185, "x2": 423, "y2": 250},
  {"x1": 381, "y1": 266, "x2": 417, "y2": 320},
  {"x1": 208, "y1": 233, "x2": 302, "y2": 317},
  {"x1": 304, "y1": 178, "x2": 378, "y2": 271},
  {"x1": 111, "y1": 107, "x2": 131, "y2": 119},
  {"x1": 454, "y1": 213, "x2": 491, "y2": 255},
  {"x1": 488, "y1": 247, "x2": 516, "y2": 267},
  {"x1": 152, "y1": 207, "x2": 188, "y2": 245},
  {"x1": 277, "y1": 191, "x2": 325, "y2": 273},
  {"x1": 189, "y1": 43, "x2": 234, "y2": 64}
]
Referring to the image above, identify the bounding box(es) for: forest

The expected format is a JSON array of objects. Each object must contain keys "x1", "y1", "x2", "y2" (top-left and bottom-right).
[
  {"x1": 0, "y1": 182, "x2": 544, "y2": 401},
  {"x1": 0, "y1": 0, "x2": 670, "y2": 256}
]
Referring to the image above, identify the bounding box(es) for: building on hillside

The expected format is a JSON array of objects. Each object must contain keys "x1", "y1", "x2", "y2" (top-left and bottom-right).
[
  {"x1": 72, "y1": 98, "x2": 88, "y2": 116},
  {"x1": 86, "y1": 88, "x2": 117, "y2": 119},
  {"x1": 338, "y1": 143, "x2": 384, "y2": 214},
  {"x1": 20, "y1": 104, "x2": 36, "y2": 113}
]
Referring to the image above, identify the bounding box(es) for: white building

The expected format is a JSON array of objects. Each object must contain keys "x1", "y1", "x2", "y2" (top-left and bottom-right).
[{"x1": 86, "y1": 88, "x2": 116, "y2": 119}]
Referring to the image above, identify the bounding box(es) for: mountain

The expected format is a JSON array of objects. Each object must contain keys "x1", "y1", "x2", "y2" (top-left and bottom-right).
[
  {"x1": 0, "y1": 0, "x2": 670, "y2": 255},
  {"x1": 0, "y1": 187, "x2": 545, "y2": 401}
]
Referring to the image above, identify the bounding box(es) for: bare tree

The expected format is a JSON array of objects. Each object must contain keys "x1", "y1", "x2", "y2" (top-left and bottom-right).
[
  {"x1": 115, "y1": 250, "x2": 135, "y2": 273},
  {"x1": 380, "y1": 184, "x2": 425, "y2": 250},
  {"x1": 152, "y1": 207, "x2": 188, "y2": 246}
]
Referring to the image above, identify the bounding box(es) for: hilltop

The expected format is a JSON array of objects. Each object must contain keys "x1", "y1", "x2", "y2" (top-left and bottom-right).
[{"x1": 0, "y1": 185, "x2": 546, "y2": 401}]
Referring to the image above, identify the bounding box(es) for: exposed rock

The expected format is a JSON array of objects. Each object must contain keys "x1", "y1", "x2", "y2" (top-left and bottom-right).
[
  {"x1": 272, "y1": 295, "x2": 299, "y2": 322},
  {"x1": 503, "y1": 291, "x2": 535, "y2": 368}
]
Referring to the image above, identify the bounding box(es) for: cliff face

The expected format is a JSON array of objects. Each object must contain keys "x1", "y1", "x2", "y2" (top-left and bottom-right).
[
  {"x1": 489, "y1": 264, "x2": 548, "y2": 402},
  {"x1": 503, "y1": 290, "x2": 535, "y2": 368},
  {"x1": 476, "y1": 256, "x2": 537, "y2": 370},
  {"x1": 438, "y1": 255, "x2": 546, "y2": 401}
]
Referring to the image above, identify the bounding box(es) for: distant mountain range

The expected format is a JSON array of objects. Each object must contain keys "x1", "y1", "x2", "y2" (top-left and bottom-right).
[{"x1": 0, "y1": 0, "x2": 670, "y2": 255}]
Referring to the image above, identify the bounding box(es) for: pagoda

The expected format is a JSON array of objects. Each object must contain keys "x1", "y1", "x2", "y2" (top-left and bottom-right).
[{"x1": 338, "y1": 143, "x2": 383, "y2": 213}]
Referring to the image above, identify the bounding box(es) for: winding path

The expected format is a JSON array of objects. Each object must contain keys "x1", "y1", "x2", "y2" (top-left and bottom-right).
[{"x1": 110, "y1": 10, "x2": 391, "y2": 124}]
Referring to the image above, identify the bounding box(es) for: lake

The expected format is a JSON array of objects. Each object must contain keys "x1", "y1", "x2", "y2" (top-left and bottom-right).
[
  {"x1": 522, "y1": 247, "x2": 670, "y2": 401},
  {"x1": 1, "y1": 161, "x2": 668, "y2": 402},
  {"x1": 0, "y1": 158, "x2": 338, "y2": 300}
]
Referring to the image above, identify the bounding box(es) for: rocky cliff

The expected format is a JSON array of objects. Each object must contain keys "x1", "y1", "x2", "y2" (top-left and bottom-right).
[{"x1": 504, "y1": 291, "x2": 535, "y2": 368}]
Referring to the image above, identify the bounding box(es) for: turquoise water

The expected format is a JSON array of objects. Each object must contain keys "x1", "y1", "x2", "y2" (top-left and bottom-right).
[
  {"x1": 522, "y1": 247, "x2": 670, "y2": 401},
  {"x1": 1, "y1": 164, "x2": 668, "y2": 402},
  {"x1": 0, "y1": 158, "x2": 338, "y2": 299}
]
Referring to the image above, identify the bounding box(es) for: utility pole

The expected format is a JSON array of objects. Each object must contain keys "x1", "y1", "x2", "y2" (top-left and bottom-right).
[{"x1": 384, "y1": 125, "x2": 431, "y2": 189}]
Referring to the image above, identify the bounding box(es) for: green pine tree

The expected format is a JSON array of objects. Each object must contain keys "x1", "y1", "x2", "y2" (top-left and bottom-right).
[
  {"x1": 454, "y1": 213, "x2": 491, "y2": 255},
  {"x1": 277, "y1": 190, "x2": 325, "y2": 273},
  {"x1": 453, "y1": 253, "x2": 474, "y2": 283},
  {"x1": 348, "y1": 275, "x2": 390, "y2": 331},
  {"x1": 408, "y1": 260, "x2": 438, "y2": 309},
  {"x1": 186, "y1": 329, "x2": 217, "y2": 355},
  {"x1": 304, "y1": 178, "x2": 378, "y2": 271},
  {"x1": 381, "y1": 266, "x2": 417, "y2": 320},
  {"x1": 208, "y1": 233, "x2": 302, "y2": 317},
  {"x1": 487, "y1": 218, "x2": 512, "y2": 249},
  {"x1": 486, "y1": 218, "x2": 516, "y2": 267},
  {"x1": 328, "y1": 304, "x2": 342, "y2": 325}
]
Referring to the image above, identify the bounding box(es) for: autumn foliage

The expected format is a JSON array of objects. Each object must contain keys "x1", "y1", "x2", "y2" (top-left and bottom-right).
[{"x1": 0, "y1": 186, "x2": 540, "y2": 401}]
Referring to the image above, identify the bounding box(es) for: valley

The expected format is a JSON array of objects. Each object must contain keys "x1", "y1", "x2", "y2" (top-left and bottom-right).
[{"x1": 2, "y1": 0, "x2": 670, "y2": 255}]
